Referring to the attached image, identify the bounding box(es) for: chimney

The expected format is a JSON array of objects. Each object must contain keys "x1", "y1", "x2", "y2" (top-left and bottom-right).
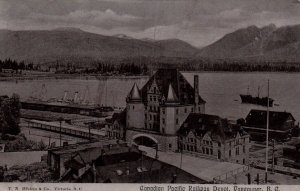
[
  {"x1": 63, "y1": 91, "x2": 68, "y2": 102},
  {"x1": 194, "y1": 75, "x2": 199, "y2": 113},
  {"x1": 73, "y1": 91, "x2": 78, "y2": 103}
]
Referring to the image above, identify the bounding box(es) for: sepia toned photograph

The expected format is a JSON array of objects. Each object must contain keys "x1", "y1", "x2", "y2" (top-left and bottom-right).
[{"x1": 0, "y1": 0, "x2": 300, "y2": 187}]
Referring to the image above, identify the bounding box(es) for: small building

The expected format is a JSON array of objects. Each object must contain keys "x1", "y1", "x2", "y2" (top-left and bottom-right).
[
  {"x1": 105, "y1": 110, "x2": 126, "y2": 140},
  {"x1": 242, "y1": 109, "x2": 297, "y2": 141},
  {"x1": 178, "y1": 113, "x2": 250, "y2": 164},
  {"x1": 1, "y1": 69, "x2": 14, "y2": 73},
  {"x1": 47, "y1": 140, "x2": 122, "y2": 178}
]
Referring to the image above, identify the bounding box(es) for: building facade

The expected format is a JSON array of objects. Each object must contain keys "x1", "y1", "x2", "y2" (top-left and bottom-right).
[
  {"x1": 177, "y1": 113, "x2": 250, "y2": 164},
  {"x1": 126, "y1": 69, "x2": 206, "y2": 151},
  {"x1": 105, "y1": 110, "x2": 126, "y2": 140}
]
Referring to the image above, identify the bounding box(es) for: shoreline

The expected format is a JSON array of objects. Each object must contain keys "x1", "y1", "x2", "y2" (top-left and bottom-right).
[
  {"x1": 1, "y1": 70, "x2": 300, "y2": 82},
  {"x1": 0, "y1": 73, "x2": 150, "y2": 81}
]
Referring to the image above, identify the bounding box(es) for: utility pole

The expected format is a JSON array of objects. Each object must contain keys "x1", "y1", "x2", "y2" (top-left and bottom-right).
[
  {"x1": 89, "y1": 123, "x2": 91, "y2": 142},
  {"x1": 59, "y1": 117, "x2": 63, "y2": 147},
  {"x1": 180, "y1": 146, "x2": 183, "y2": 169},
  {"x1": 155, "y1": 144, "x2": 158, "y2": 159},
  {"x1": 265, "y1": 80, "x2": 270, "y2": 183},
  {"x1": 271, "y1": 139, "x2": 275, "y2": 174},
  {"x1": 48, "y1": 136, "x2": 51, "y2": 147},
  {"x1": 247, "y1": 173, "x2": 251, "y2": 185}
]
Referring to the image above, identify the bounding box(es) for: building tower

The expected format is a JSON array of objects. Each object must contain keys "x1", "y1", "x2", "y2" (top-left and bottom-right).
[
  {"x1": 162, "y1": 83, "x2": 180, "y2": 135},
  {"x1": 126, "y1": 83, "x2": 145, "y2": 129}
]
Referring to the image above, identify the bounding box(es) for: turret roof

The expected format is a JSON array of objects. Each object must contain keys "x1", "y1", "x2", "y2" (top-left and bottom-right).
[
  {"x1": 127, "y1": 83, "x2": 142, "y2": 102},
  {"x1": 166, "y1": 83, "x2": 179, "y2": 103}
]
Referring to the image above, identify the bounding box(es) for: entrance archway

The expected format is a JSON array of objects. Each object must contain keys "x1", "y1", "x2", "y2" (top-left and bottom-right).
[{"x1": 132, "y1": 134, "x2": 158, "y2": 147}]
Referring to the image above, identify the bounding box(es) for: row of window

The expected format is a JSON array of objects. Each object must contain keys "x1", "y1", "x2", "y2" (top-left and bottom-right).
[
  {"x1": 203, "y1": 140, "x2": 212, "y2": 146},
  {"x1": 149, "y1": 95, "x2": 159, "y2": 102},
  {"x1": 182, "y1": 138, "x2": 222, "y2": 148},
  {"x1": 182, "y1": 138, "x2": 249, "y2": 148},
  {"x1": 228, "y1": 138, "x2": 249, "y2": 147},
  {"x1": 180, "y1": 143, "x2": 224, "y2": 159},
  {"x1": 228, "y1": 145, "x2": 246, "y2": 157},
  {"x1": 161, "y1": 107, "x2": 196, "y2": 116},
  {"x1": 182, "y1": 144, "x2": 197, "y2": 152},
  {"x1": 128, "y1": 105, "x2": 135, "y2": 110},
  {"x1": 148, "y1": 105, "x2": 159, "y2": 112},
  {"x1": 146, "y1": 113, "x2": 159, "y2": 121},
  {"x1": 182, "y1": 144, "x2": 251, "y2": 161},
  {"x1": 182, "y1": 144, "x2": 214, "y2": 155},
  {"x1": 145, "y1": 122, "x2": 159, "y2": 130},
  {"x1": 107, "y1": 131, "x2": 122, "y2": 139},
  {"x1": 151, "y1": 87, "x2": 157, "y2": 94}
]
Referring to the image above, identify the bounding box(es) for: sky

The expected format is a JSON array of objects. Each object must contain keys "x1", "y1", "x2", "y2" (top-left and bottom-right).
[{"x1": 0, "y1": 0, "x2": 299, "y2": 47}]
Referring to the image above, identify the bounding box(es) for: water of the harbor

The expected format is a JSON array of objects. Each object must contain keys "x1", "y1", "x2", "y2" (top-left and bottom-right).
[{"x1": 1, "y1": 72, "x2": 300, "y2": 122}]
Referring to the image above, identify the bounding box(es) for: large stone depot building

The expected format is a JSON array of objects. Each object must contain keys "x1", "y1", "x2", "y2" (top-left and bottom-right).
[
  {"x1": 126, "y1": 69, "x2": 206, "y2": 151},
  {"x1": 125, "y1": 69, "x2": 249, "y2": 164}
]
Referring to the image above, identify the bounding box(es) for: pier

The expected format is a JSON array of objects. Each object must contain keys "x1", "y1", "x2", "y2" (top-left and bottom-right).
[{"x1": 25, "y1": 119, "x2": 106, "y2": 140}]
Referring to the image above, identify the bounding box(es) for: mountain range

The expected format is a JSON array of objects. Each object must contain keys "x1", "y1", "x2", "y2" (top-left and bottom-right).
[
  {"x1": 0, "y1": 28, "x2": 198, "y2": 65},
  {"x1": 197, "y1": 24, "x2": 300, "y2": 62},
  {"x1": 0, "y1": 24, "x2": 299, "y2": 65}
]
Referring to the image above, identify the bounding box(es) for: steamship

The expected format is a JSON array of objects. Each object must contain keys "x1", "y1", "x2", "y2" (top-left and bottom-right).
[
  {"x1": 240, "y1": 86, "x2": 274, "y2": 107},
  {"x1": 21, "y1": 85, "x2": 114, "y2": 117}
]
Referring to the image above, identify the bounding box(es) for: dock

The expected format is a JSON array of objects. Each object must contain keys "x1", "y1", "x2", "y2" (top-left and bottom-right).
[{"x1": 25, "y1": 119, "x2": 106, "y2": 140}]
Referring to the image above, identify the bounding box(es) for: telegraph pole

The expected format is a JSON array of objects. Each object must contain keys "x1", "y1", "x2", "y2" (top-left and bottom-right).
[
  {"x1": 271, "y1": 139, "x2": 275, "y2": 174},
  {"x1": 180, "y1": 146, "x2": 183, "y2": 169},
  {"x1": 265, "y1": 80, "x2": 270, "y2": 183},
  {"x1": 59, "y1": 117, "x2": 63, "y2": 147},
  {"x1": 89, "y1": 123, "x2": 91, "y2": 142},
  {"x1": 155, "y1": 144, "x2": 158, "y2": 159}
]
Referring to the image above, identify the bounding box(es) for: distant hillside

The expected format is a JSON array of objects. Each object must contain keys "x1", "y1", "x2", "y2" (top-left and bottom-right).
[
  {"x1": 0, "y1": 28, "x2": 198, "y2": 66},
  {"x1": 1, "y1": 24, "x2": 300, "y2": 67},
  {"x1": 197, "y1": 24, "x2": 300, "y2": 62}
]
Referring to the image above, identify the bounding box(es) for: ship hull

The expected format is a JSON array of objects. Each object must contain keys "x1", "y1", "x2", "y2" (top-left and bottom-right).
[
  {"x1": 20, "y1": 100, "x2": 114, "y2": 117},
  {"x1": 240, "y1": 95, "x2": 274, "y2": 107}
]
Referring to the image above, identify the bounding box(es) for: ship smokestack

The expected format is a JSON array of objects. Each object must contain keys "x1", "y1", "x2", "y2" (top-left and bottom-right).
[
  {"x1": 194, "y1": 75, "x2": 199, "y2": 113},
  {"x1": 63, "y1": 91, "x2": 68, "y2": 102},
  {"x1": 74, "y1": 91, "x2": 79, "y2": 103}
]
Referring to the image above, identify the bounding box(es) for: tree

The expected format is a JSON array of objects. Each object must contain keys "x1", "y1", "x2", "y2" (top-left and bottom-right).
[
  {"x1": 0, "y1": 95, "x2": 21, "y2": 135},
  {"x1": 0, "y1": 112, "x2": 8, "y2": 134},
  {"x1": 10, "y1": 93, "x2": 21, "y2": 121}
]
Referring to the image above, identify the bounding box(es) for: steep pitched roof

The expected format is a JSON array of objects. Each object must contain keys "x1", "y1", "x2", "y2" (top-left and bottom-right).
[
  {"x1": 245, "y1": 109, "x2": 295, "y2": 130},
  {"x1": 127, "y1": 83, "x2": 142, "y2": 102},
  {"x1": 106, "y1": 109, "x2": 126, "y2": 125},
  {"x1": 166, "y1": 84, "x2": 179, "y2": 103},
  {"x1": 140, "y1": 69, "x2": 205, "y2": 105},
  {"x1": 178, "y1": 113, "x2": 247, "y2": 142}
]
